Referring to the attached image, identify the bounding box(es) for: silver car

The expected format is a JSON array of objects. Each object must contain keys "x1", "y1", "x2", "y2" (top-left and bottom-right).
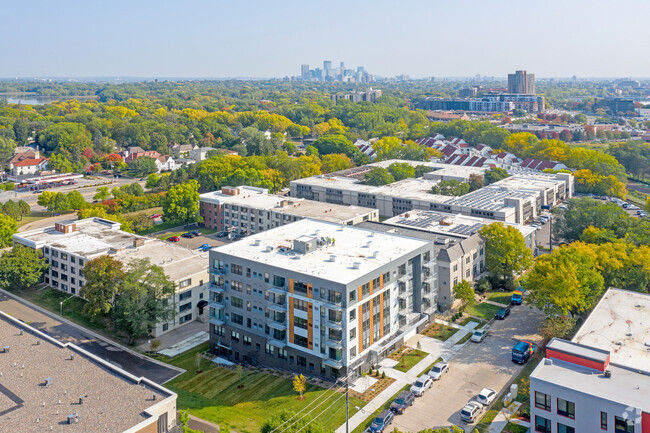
[
  {"x1": 427, "y1": 362, "x2": 449, "y2": 380},
  {"x1": 410, "y1": 374, "x2": 433, "y2": 396},
  {"x1": 460, "y1": 401, "x2": 484, "y2": 423}
]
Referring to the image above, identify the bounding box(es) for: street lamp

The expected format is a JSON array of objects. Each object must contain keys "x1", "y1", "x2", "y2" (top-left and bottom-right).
[{"x1": 60, "y1": 301, "x2": 63, "y2": 315}]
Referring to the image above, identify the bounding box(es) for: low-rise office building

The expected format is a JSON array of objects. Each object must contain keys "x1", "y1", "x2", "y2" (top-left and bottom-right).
[
  {"x1": 199, "y1": 185, "x2": 378, "y2": 233},
  {"x1": 530, "y1": 288, "x2": 650, "y2": 433},
  {"x1": 207, "y1": 219, "x2": 435, "y2": 379},
  {"x1": 13, "y1": 218, "x2": 209, "y2": 337},
  {"x1": 0, "y1": 310, "x2": 178, "y2": 433}
]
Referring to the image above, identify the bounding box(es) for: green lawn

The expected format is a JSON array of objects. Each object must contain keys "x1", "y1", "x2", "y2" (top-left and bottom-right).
[
  {"x1": 503, "y1": 422, "x2": 529, "y2": 433},
  {"x1": 422, "y1": 322, "x2": 461, "y2": 341},
  {"x1": 455, "y1": 332, "x2": 472, "y2": 345},
  {"x1": 351, "y1": 384, "x2": 410, "y2": 433},
  {"x1": 163, "y1": 344, "x2": 365, "y2": 433},
  {"x1": 487, "y1": 291, "x2": 513, "y2": 306},
  {"x1": 17, "y1": 211, "x2": 75, "y2": 228},
  {"x1": 459, "y1": 317, "x2": 487, "y2": 329},
  {"x1": 465, "y1": 302, "x2": 501, "y2": 320},
  {"x1": 391, "y1": 349, "x2": 428, "y2": 373},
  {"x1": 155, "y1": 227, "x2": 221, "y2": 240},
  {"x1": 136, "y1": 221, "x2": 184, "y2": 235}
]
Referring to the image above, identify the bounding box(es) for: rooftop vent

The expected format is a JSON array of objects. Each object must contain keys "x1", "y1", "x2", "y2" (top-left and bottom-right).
[
  {"x1": 604, "y1": 370, "x2": 612, "y2": 378},
  {"x1": 329, "y1": 254, "x2": 337, "y2": 262},
  {"x1": 544, "y1": 359, "x2": 553, "y2": 366},
  {"x1": 45, "y1": 377, "x2": 52, "y2": 387},
  {"x1": 253, "y1": 239, "x2": 261, "y2": 246},
  {"x1": 352, "y1": 262, "x2": 361, "y2": 269},
  {"x1": 133, "y1": 238, "x2": 146, "y2": 248},
  {"x1": 3, "y1": 346, "x2": 8, "y2": 353},
  {"x1": 265, "y1": 246, "x2": 273, "y2": 252}
]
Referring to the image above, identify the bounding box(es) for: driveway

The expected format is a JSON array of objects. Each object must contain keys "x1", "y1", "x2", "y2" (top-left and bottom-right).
[{"x1": 391, "y1": 304, "x2": 545, "y2": 432}]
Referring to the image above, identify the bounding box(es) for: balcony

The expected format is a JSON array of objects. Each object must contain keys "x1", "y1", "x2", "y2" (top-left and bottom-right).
[
  {"x1": 268, "y1": 321, "x2": 287, "y2": 331},
  {"x1": 210, "y1": 283, "x2": 226, "y2": 293},
  {"x1": 208, "y1": 300, "x2": 225, "y2": 309},
  {"x1": 324, "y1": 339, "x2": 343, "y2": 350},
  {"x1": 268, "y1": 286, "x2": 287, "y2": 296},
  {"x1": 210, "y1": 268, "x2": 227, "y2": 276},
  {"x1": 268, "y1": 303, "x2": 285, "y2": 313},
  {"x1": 324, "y1": 319, "x2": 343, "y2": 330},
  {"x1": 208, "y1": 314, "x2": 225, "y2": 326},
  {"x1": 423, "y1": 282, "x2": 431, "y2": 294},
  {"x1": 323, "y1": 358, "x2": 343, "y2": 369}
]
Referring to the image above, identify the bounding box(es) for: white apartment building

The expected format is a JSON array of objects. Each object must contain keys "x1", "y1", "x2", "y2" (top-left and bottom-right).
[
  {"x1": 207, "y1": 219, "x2": 435, "y2": 379},
  {"x1": 13, "y1": 218, "x2": 210, "y2": 337},
  {"x1": 530, "y1": 288, "x2": 650, "y2": 433},
  {"x1": 199, "y1": 185, "x2": 378, "y2": 233}
]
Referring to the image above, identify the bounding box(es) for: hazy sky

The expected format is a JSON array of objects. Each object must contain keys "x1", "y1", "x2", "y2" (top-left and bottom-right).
[{"x1": 2, "y1": 0, "x2": 648, "y2": 79}]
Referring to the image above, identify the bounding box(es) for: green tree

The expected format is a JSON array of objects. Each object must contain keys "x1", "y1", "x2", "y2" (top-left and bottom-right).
[
  {"x1": 0, "y1": 136, "x2": 16, "y2": 166},
  {"x1": 453, "y1": 280, "x2": 475, "y2": 305},
  {"x1": 261, "y1": 410, "x2": 324, "y2": 433},
  {"x1": 539, "y1": 315, "x2": 578, "y2": 341},
  {"x1": 388, "y1": 162, "x2": 415, "y2": 181},
  {"x1": 479, "y1": 222, "x2": 533, "y2": 280},
  {"x1": 430, "y1": 180, "x2": 470, "y2": 196},
  {"x1": 321, "y1": 153, "x2": 353, "y2": 173},
  {"x1": 553, "y1": 197, "x2": 627, "y2": 242},
  {"x1": 363, "y1": 167, "x2": 395, "y2": 186},
  {"x1": 525, "y1": 245, "x2": 604, "y2": 316},
  {"x1": 484, "y1": 168, "x2": 509, "y2": 184},
  {"x1": 128, "y1": 156, "x2": 158, "y2": 177},
  {"x1": 146, "y1": 173, "x2": 160, "y2": 191},
  {"x1": 0, "y1": 214, "x2": 17, "y2": 247},
  {"x1": 94, "y1": 186, "x2": 110, "y2": 201},
  {"x1": 162, "y1": 180, "x2": 200, "y2": 226},
  {"x1": 312, "y1": 134, "x2": 361, "y2": 161},
  {"x1": 66, "y1": 190, "x2": 87, "y2": 211},
  {"x1": 49, "y1": 193, "x2": 71, "y2": 213},
  {"x1": 3, "y1": 200, "x2": 21, "y2": 220},
  {"x1": 80, "y1": 256, "x2": 126, "y2": 319},
  {"x1": 112, "y1": 258, "x2": 176, "y2": 345},
  {"x1": 415, "y1": 165, "x2": 433, "y2": 177},
  {"x1": 18, "y1": 200, "x2": 30, "y2": 219},
  {"x1": 37, "y1": 190, "x2": 56, "y2": 209},
  {"x1": 0, "y1": 245, "x2": 48, "y2": 291}
]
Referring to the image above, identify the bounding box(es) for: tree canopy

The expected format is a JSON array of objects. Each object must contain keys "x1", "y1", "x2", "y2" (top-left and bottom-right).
[{"x1": 479, "y1": 222, "x2": 533, "y2": 280}]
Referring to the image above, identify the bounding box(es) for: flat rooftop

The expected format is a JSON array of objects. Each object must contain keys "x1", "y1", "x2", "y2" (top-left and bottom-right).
[
  {"x1": 14, "y1": 218, "x2": 208, "y2": 282},
  {"x1": 200, "y1": 186, "x2": 376, "y2": 223},
  {"x1": 212, "y1": 219, "x2": 430, "y2": 284},
  {"x1": 531, "y1": 358, "x2": 650, "y2": 411},
  {"x1": 572, "y1": 288, "x2": 650, "y2": 374},
  {"x1": 0, "y1": 311, "x2": 174, "y2": 433},
  {"x1": 383, "y1": 210, "x2": 535, "y2": 239}
]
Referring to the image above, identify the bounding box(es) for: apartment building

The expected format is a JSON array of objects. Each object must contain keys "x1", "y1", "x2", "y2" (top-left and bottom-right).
[
  {"x1": 508, "y1": 70, "x2": 535, "y2": 95},
  {"x1": 207, "y1": 219, "x2": 435, "y2": 379},
  {"x1": 199, "y1": 185, "x2": 378, "y2": 233},
  {"x1": 530, "y1": 288, "x2": 650, "y2": 433},
  {"x1": 13, "y1": 218, "x2": 209, "y2": 337},
  {"x1": 0, "y1": 310, "x2": 177, "y2": 433},
  {"x1": 290, "y1": 160, "x2": 573, "y2": 224}
]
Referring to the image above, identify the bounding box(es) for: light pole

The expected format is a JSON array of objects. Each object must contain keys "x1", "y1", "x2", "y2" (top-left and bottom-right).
[{"x1": 60, "y1": 301, "x2": 63, "y2": 316}]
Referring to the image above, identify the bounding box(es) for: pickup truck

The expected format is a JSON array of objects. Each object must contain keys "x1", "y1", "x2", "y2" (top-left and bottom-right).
[{"x1": 512, "y1": 340, "x2": 536, "y2": 364}]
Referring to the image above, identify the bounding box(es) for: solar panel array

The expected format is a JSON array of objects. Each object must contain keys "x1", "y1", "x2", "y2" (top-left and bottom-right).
[{"x1": 395, "y1": 214, "x2": 483, "y2": 236}]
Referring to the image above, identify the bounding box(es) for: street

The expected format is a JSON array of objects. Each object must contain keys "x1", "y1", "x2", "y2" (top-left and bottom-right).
[
  {"x1": 391, "y1": 304, "x2": 545, "y2": 432},
  {"x1": 0, "y1": 288, "x2": 183, "y2": 384}
]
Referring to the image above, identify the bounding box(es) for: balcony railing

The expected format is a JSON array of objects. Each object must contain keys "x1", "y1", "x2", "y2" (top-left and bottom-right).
[{"x1": 210, "y1": 268, "x2": 227, "y2": 276}]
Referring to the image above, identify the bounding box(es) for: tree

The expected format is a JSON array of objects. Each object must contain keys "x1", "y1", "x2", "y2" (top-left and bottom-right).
[
  {"x1": 18, "y1": 200, "x2": 30, "y2": 220},
  {"x1": 94, "y1": 186, "x2": 110, "y2": 201},
  {"x1": 453, "y1": 280, "x2": 475, "y2": 305},
  {"x1": 321, "y1": 153, "x2": 353, "y2": 173},
  {"x1": 312, "y1": 135, "x2": 361, "y2": 161},
  {"x1": 430, "y1": 180, "x2": 470, "y2": 196},
  {"x1": 112, "y1": 258, "x2": 176, "y2": 345},
  {"x1": 553, "y1": 197, "x2": 627, "y2": 242},
  {"x1": 146, "y1": 173, "x2": 160, "y2": 191},
  {"x1": 525, "y1": 246, "x2": 604, "y2": 316},
  {"x1": 0, "y1": 245, "x2": 48, "y2": 291},
  {"x1": 479, "y1": 223, "x2": 533, "y2": 281},
  {"x1": 66, "y1": 190, "x2": 87, "y2": 211},
  {"x1": 128, "y1": 156, "x2": 158, "y2": 177},
  {"x1": 415, "y1": 165, "x2": 433, "y2": 177},
  {"x1": 149, "y1": 339, "x2": 161, "y2": 355},
  {"x1": 468, "y1": 173, "x2": 484, "y2": 191},
  {"x1": 292, "y1": 374, "x2": 307, "y2": 400},
  {"x1": 484, "y1": 168, "x2": 509, "y2": 184},
  {"x1": 539, "y1": 316, "x2": 578, "y2": 341},
  {"x1": 162, "y1": 180, "x2": 200, "y2": 226},
  {"x1": 49, "y1": 193, "x2": 70, "y2": 213},
  {"x1": 388, "y1": 162, "x2": 415, "y2": 181},
  {"x1": 363, "y1": 168, "x2": 395, "y2": 186},
  {"x1": 3, "y1": 200, "x2": 21, "y2": 220},
  {"x1": 0, "y1": 214, "x2": 17, "y2": 247},
  {"x1": 37, "y1": 190, "x2": 56, "y2": 209},
  {"x1": 0, "y1": 136, "x2": 16, "y2": 166},
  {"x1": 261, "y1": 410, "x2": 324, "y2": 433},
  {"x1": 80, "y1": 256, "x2": 126, "y2": 318}
]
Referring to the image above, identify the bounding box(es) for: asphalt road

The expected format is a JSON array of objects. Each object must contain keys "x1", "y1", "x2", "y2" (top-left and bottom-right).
[
  {"x1": 391, "y1": 304, "x2": 545, "y2": 432},
  {"x1": 0, "y1": 289, "x2": 183, "y2": 384}
]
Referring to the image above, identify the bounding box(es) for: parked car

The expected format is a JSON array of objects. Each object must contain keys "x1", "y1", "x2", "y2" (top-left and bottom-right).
[
  {"x1": 511, "y1": 290, "x2": 524, "y2": 305},
  {"x1": 460, "y1": 401, "x2": 484, "y2": 423},
  {"x1": 216, "y1": 231, "x2": 229, "y2": 238},
  {"x1": 149, "y1": 214, "x2": 162, "y2": 219},
  {"x1": 512, "y1": 340, "x2": 536, "y2": 364},
  {"x1": 410, "y1": 374, "x2": 433, "y2": 397},
  {"x1": 189, "y1": 230, "x2": 201, "y2": 236},
  {"x1": 476, "y1": 388, "x2": 497, "y2": 406},
  {"x1": 427, "y1": 362, "x2": 449, "y2": 380},
  {"x1": 167, "y1": 236, "x2": 180, "y2": 242},
  {"x1": 495, "y1": 307, "x2": 511, "y2": 320},
  {"x1": 389, "y1": 391, "x2": 414, "y2": 414},
  {"x1": 470, "y1": 328, "x2": 488, "y2": 343},
  {"x1": 181, "y1": 232, "x2": 197, "y2": 238},
  {"x1": 368, "y1": 410, "x2": 394, "y2": 433},
  {"x1": 198, "y1": 244, "x2": 211, "y2": 251}
]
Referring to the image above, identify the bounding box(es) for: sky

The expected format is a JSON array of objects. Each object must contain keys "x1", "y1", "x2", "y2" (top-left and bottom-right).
[{"x1": 2, "y1": 0, "x2": 649, "y2": 79}]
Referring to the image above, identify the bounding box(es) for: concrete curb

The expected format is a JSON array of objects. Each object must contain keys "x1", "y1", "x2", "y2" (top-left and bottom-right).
[{"x1": 0, "y1": 287, "x2": 186, "y2": 376}]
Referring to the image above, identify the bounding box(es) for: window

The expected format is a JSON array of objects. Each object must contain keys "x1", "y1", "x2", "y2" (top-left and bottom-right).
[
  {"x1": 601, "y1": 412, "x2": 607, "y2": 430},
  {"x1": 231, "y1": 313, "x2": 243, "y2": 325},
  {"x1": 179, "y1": 278, "x2": 192, "y2": 288},
  {"x1": 349, "y1": 290, "x2": 356, "y2": 303},
  {"x1": 51, "y1": 260, "x2": 59, "y2": 268},
  {"x1": 349, "y1": 346, "x2": 357, "y2": 358},
  {"x1": 273, "y1": 275, "x2": 286, "y2": 287},
  {"x1": 294, "y1": 335, "x2": 309, "y2": 348},
  {"x1": 246, "y1": 267, "x2": 251, "y2": 278},
  {"x1": 614, "y1": 416, "x2": 635, "y2": 433},
  {"x1": 231, "y1": 264, "x2": 243, "y2": 275},
  {"x1": 557, "y1": 398, "x2": 575, "y2": 419},
  {"x1": 535, "y1": 392, "x2": 551, "y2": 411},
  {"x1": 78, "y1": 259, "x2": 84, "y2": 266},
  {"x1": 278, "y1": 349, "x2": 288, "y2": 359},
  {"x1": 557, "y1": 424, "x2": 575, "y2": 433},
  {"x1": 349, "y1": 309, "x2": 356, "y2": 322},
  {"x1": 162, "y1": 323, "x2": 169, "y2": 332},
  {"x1": 294, "y1": 317, "x2": 308, "y2": 330},
  {"x1": 179, "y1": 313, "x2": 192, "y2": 324},
  {"x1": 264, "y1": 272, "x2": 269, "y2": 283},
  {"x1": 535, "y1": 415, "x2": 551, "y2": 433},
  {"x1": 297, "y1": 355, "x2": 306, "y2": 367},
  {"x1": 231, "y1": 331, "x2": 240, "y2": 341},
  {"x1": 294, "y1": 281, "x2": 309, "y2": 294},
  {"x1": 71, "y1": 266, "x2": 75, "y2": 274},
  {"x1": 231, "y1": 297, "x2": 243, "y2": 309},
  {"x1": 71, "y1": 256, "x2": 75, "y2": 263},
  {"x1": 214, "y1": 325, "x2": 225, "y2": 336},
  {"x1": 349, "y1": 327, "x2": 356, "y2": 339},
  {"x1": 179, "y1": 302, "x2": 192, "y2": 313},
  {"x1": 294, "y1": 299, "x2": 309, "y2": 312},
  {"x1": 265, "y1": 344, "x2": 274, "y2": 355},
  {"x1": 179, "y1": 290, "x2": 192, "y2": 301},
  {"x1": 243, "y1": 335, "x2": 252, "y2": 346}
]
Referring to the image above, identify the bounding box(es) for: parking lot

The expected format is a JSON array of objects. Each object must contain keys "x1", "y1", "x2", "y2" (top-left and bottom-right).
[{"x1": 391, "y1": 304, "x2": 545, "y2": 432}]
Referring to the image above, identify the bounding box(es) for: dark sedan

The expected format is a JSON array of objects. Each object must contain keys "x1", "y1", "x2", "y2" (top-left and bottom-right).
[
  {"x1": 495, "y1": 307, "x2": 511, "y2": 320},
  {"x1": 389, "y1": 391, "x2": 414, "y2": 414}
]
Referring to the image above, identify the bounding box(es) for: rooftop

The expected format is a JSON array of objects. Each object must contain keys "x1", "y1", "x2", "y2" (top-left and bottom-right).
[
  {"x1": 14, "y1": 218, "x2": 208, "y2": 282},
  {"x1": 211, "y1": 219, "x2": 429, "y2": 284},
  {"x1": 572, "y1": 288, "x2": 650, "y2": 374},
  {"x1": 531, "y1": 357, "x2": 650, "y2": 411},
  {"x1": 0, "y1": 311, "x2": 174, "y2": 433}
]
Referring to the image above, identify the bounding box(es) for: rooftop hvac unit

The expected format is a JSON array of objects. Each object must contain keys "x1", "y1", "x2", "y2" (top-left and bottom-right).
[{"x1": 604, "y1": 370, "x2": 612, "y2": 378}]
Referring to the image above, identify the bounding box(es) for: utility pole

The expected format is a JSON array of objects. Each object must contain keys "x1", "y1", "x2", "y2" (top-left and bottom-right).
[{"x1": 549, "y1": 213, "x2": 553, "y2": 252}]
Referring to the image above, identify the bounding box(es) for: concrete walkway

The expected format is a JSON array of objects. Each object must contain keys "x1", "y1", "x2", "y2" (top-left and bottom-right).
[
  {"x1": 187, "y1": 414, "x2": 221, "y2": 433},
  {"x1": 136, "y1": 319, "x2": 208, "y2": 355},
  {"x1": 486, "y1": 401, "x2": 524, "y2": 433},
  {"x1": 337, "y1": 321, "x2": 476, "y2": 433},
  {"x1": 482, "y1": 299, "x2": 509, "y2": 307}
]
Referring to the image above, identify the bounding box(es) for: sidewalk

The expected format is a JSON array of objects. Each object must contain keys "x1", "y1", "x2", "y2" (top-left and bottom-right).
[
  {"x1": 136, "y1": 319, "x2": 208, "y2": 354},
  {"x1": 486, "y1": 401, "x2": 528, "y2": 433}
]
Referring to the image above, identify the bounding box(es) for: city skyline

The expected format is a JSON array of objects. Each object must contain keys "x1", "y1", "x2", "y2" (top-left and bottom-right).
[{"x1": 1, "y1": 0, "x2": 649, "y2": 79}]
